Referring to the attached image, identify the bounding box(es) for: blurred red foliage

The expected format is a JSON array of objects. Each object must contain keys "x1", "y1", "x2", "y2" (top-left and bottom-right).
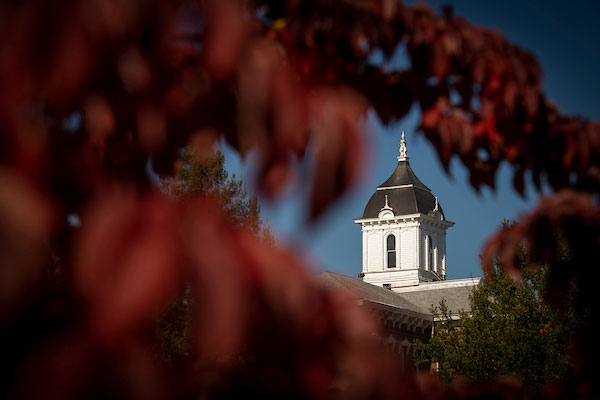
[{"x1": 1, "y1": 0, "x2": 599, "y2": 398}]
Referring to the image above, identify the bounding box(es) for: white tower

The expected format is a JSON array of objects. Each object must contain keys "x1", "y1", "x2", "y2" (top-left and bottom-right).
[{"x1": 354, "y1": 132, "x2": 454, "y2": 290}]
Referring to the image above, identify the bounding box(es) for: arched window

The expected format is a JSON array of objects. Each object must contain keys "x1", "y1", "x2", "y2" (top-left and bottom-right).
[
  {"x1": 425, "y1": 235, "x2": 433, "y2": 271},
  {"x1": 386, "y1": 234, "x2": 396, "y2": 268}
]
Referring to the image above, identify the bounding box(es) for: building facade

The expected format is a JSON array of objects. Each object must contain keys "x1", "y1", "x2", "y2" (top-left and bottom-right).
[
  {"x1": 316, "y1": 132, "x2": 480, "y2": 371},
  {"x1": 354, "y1": 131, "x2": 454, "y2": 289}
]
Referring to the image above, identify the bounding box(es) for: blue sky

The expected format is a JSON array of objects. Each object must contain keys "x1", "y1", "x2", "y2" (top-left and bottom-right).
[{"x1": 224, "y1": 1, "x2": 600, "y2": 279}]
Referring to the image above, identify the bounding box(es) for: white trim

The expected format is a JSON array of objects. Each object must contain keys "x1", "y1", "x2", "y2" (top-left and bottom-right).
[
  {"x1": 354, "y1": 213, "x2": 420, "y2": 224},
  {"x1": 376, "y1": 184, "x2": 413, "y2": 190},
  {"x1": 363, "y1": 268, "x2": 420, "y2": 274},
  {"x1": 354, "y1": 213, "x2": 455, "y2": 228},
  {"x1": 378, "y1": 209, "x2": 394, "y2": 219},
  {"x1": 394, "y1": 277, "x2": 481, "y2": 292}
]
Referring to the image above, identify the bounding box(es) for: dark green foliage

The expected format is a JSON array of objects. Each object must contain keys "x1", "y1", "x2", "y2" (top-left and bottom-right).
[
  {"x1": 161, "y1": 149, "x2": 261, "y2": 232},
  {"x1": 155, "y1": 290, "x2": 193, "y2": 368},
  {"x1": 157, "y1": 149, "x2": 268, "y2": 365},
  {"x1": 417, "y1": 243, "x2": 575, "y2": 388}
]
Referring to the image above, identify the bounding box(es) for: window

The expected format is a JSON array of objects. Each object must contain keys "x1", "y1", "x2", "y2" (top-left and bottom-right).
[
  {"x1": 425, "y1": 235, "x2": 433, "y2": 271},
  {"x1": 386, "y1": 234, "x2": 396, "y2": 268}
]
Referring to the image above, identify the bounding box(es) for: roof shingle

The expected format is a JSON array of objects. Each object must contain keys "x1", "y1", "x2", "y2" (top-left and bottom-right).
[
  {"x1": 315, "y1": 272, "x2": 478, "y2": 319},
  {"x1": 360, "y1": 160, "x2": 445, "y2": 219},
  {"x1": 314, "y1": 272, "x2": 428, "y2": 315}
]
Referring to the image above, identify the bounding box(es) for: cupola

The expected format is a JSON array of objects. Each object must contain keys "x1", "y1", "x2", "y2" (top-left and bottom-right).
[{"x1": 354, "y1": 132, "x2": 454, "y2": 290}]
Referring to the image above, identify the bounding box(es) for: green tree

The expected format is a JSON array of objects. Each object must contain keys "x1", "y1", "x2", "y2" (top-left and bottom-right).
[
  {"x1": 155, "y1": 288, "x2": 193, "y2": 368},
  {"x1": 161, "y1": 148, "x2": 261, "y2": 232},
  {"x1": 417, "y1": 245, "x2": 575, "y2": 388},
  {"x1": 156, "y1": 149, "x2": 269, "y2": 367}
]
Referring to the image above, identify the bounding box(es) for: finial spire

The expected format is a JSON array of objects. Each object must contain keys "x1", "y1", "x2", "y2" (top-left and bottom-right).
[
  {"x1": 397, "y1": 130, "x2": 409, "y2": 161},
  {"x1": 380, "y1": 194, "x2": 393, "y2": 212}
]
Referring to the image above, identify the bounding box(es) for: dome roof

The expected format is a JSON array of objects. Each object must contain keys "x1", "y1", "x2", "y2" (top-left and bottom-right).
[{"x1": 361, "y1": 159, "x2": 445, "y2": 219}]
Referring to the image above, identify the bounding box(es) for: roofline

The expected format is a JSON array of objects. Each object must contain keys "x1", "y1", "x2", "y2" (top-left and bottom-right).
[
  {"x1": 394, "y1": 277, "x2": 481, "y2": 293},
  {"x1": 354, "y1": 213, "x2": 455, "y2": 227},
  {"x1": 359, "y1": 300, "x2": 432, "y2": 320},
  {"x1": 354, "y1": 213, "x2": 420, "y2": 223},
  {"x1": 317, "y1": 272, "x2": 432, "y2": 317}
]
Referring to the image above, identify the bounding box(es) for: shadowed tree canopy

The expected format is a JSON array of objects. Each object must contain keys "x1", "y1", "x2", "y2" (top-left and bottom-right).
[{"x1": 156, "y1": 149, "x2": 265, "y2": 368}]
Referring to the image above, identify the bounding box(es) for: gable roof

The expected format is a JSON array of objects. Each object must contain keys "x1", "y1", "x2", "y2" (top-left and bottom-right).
[
  {"x1": 395, "y1": 279, "x2": 480, "y2": 317},
  {"x1": 314, "y1": 272, "x2": 428, "y2": 315},
  {"x1": 315, "y1": 272, "x2": 479, "y2": 320}
]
